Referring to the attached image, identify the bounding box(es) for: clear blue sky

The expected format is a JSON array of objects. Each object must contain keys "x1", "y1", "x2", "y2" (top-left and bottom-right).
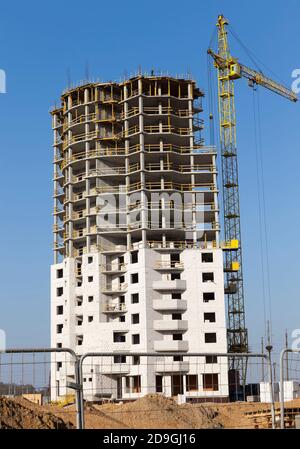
[{"x1": 0, "y1": 0, "x2": 299, "y2": 358}]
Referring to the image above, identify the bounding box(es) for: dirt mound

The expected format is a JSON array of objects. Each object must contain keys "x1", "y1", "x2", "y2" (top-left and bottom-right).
[
  {"x1": 89, "y1": 394, "x2": 223, "y2": 429},
  {"x1": 0, "y1": 396, "x2": 74, "y2": 429},
  {"x1": 0, "y1": 394, "x2": 282, "y2": 429}
]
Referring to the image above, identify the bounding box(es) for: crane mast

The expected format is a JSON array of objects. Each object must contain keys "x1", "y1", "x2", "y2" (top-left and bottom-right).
[
  {"x1": 212, "y1": 15, "x2": 248, "y2": 363},
  {"x1": 208, "y1": 15, "x2": 297, "y2": 377}
]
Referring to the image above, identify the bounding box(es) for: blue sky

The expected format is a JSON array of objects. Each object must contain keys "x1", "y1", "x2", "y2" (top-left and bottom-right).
[{"x1": 0, "y1": 0, "x2": 299, "y2": 358}]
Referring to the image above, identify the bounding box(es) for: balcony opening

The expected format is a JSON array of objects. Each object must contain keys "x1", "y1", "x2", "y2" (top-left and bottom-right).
[
  {"x1": 204, "y1": 312, "x2": 216, "y2": 323},
  {"x1": 186, "y1": 375, "x2": 198, "y2": 392},
  {"x1": 132, "y1": 334, "x2": 140, "y2": 345},
  {"x1": 203, "y1": 373, "x2": 219, "y2": 391},
  {"x1": 57, "y1": 324, "x2": 63, "y2": 334},
  {"x1": 117, "y1": 378, "x2": 122, "y2": 399},
  {"x1": 173, "y1": 355, "x2": 183, "y2": 361},
  {"x1": 171, "y1": 374, "x2": 184, "y2": 395},
  {"x1": 156, "y1": 375, "x2": 163, "y2": 393},
  {"x1": 206, "y1": 355, "x2": 218, "y2": 364},
  {"x1": 131, "y1": 293, "x2": 139, "y2": 304},
  {"x1": 171, "y1": 273, "x2": 180, "y2": 280},
  {"x1": 56, "y1": 305, "x2": 63, "y2": 315},
  {"x1": 76, "y1": 315, "x2": 83, "y2": 326},
  {"x1": 202, "y1": 253, "x2": 213, "y2": 263},
  {"x1": 172, "y1": 313, "x2": 182, "y2": 320},
  {"x1": 131, "y1": 314, "x2": 139, "y2": 324},
  {"x1": 119, "y1": 315, "x2": 125, "y2": 322},
  {"x1": 204, "y1": 332, "x2": 217, "y2": 343},
  {"x1": 131, "y1": 273, "x2": 139, "y2": 284},
  {"x1": 202, "y1": 272, "x2": 214, "y2": 282},
  {"x1": 203, "y1": 292, "x2": 215, "y2": 303},
  {"x1": 76, "y1": 263, "x2": 82, "y2": 276},
  {"x1": 56, "y1": 269, "x2": 63, "y2": 279},
  {"x1": 76, "y1": 335, "x2": 83, "y2": 346},
  {"x1": 133, "y1": 355, "x2": 140, "y2": 365},
  {"x1": 57, "y1": 287, "x2": 63, "y2": 297},
  {"x1": 88, "y1": 256, "x2": 93, "y2": 264},
  {"x1": 131, "y1": 251, "x2": 138, "y2": 264},
  {"x1": 125, "y1": 377, "x2": 130, "y2": 394},
  {"x1": 173, "y1": 333, "x2": 183, "y2": 341},
  {"x1": 132, "y1": 375, "x2": 141, "y2": 393},
  {"x1": 113, "y1": 332, "x2": 126, "y2": 343},
  {"x1": 57, "y1": 362, "x2": 62, "y2": 371},
  {"x1": 172, "y1": 293, "x2": 181, "y2": 300},
  {"x1": 170, "y1": 253, "x2": 180, "y2": 263},
  {"x1": 114, "y1": 355, "x2": 126, "y2": 364}
]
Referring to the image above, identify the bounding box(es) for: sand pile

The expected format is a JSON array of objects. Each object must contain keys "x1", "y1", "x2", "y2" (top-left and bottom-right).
[
  {"x1": 89, "y1": 394, "x2": 223, "y2": 429},
  {"x1": 0, "y1": 396, "x2": 74, "y2": 429}
]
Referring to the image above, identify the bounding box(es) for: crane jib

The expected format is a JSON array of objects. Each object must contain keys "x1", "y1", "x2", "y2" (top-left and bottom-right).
[{"x1": 239, "y1": 64, "x2": 298, "y2": 102}]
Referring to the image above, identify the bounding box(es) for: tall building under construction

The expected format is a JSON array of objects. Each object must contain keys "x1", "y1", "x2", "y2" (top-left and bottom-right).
[{"x1": 50, "y1": 74, "x2": 228, "y2": 401}]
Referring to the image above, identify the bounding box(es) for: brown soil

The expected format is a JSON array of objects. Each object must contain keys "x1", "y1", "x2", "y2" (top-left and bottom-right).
[
  {"x1": 86, "y1": 394, "x2": 223, "y2": 429},
  {"x1": 0, "y1": 396, "x2": 74, "y2": 429},
  {"x1": 2, "y1": 394, "x2": 299, "y2": 429}
]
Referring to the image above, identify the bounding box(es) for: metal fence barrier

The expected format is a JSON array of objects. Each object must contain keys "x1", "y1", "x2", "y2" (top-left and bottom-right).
[
  {"x1": 280, "y1": 348, "x2": 300, "y2": 429},
  {"x1": 0, "y1": 348, "x2": 82, "y2": 429},
  {"x1": 79, "y1": 352, "x2": 273, "y2": 429},
  {"x1": 0, "y1": 348, "x2": 276, "y2": 429}
]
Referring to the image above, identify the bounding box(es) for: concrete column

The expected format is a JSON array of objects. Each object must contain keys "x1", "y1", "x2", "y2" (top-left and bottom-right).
[
  {"x1": 163, "y1": 375, "x2": 172, "y2": 396},
  {"x1": 138, "y1": 79, "x2": 147, "y2": 246},
  {"x1": 188, "y1": 84, "x2": 197, "y2": 244},
  {"x1": 183, "y1": 373, "x2": 187, "y2": 395},
  {"x1": 68, "y1": 107, "x2": 73, "y2": 257},
  {"x1": 212, "y1": 153, "x2": 220, "y2": 246},
  {"x1": 123, "y1": 85, "x2": 131, "y2": 251},
  {"x1": 53, "y1": 114, "x2": 59, "y2": 264}
]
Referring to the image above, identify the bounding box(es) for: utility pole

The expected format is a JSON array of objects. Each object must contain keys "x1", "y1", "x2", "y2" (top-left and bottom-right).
[
  {"x1": 261, "y1": 337, "x2": 265, "y2": 381},
  {"x1": 273, "y1": 362, "x2": 277, "y2": 383},
  {"x1": 285, "y1": 329, "x2": 289, "y2": 381},
  {"x1": 266, "y1": 320, "x2": 276, "y2": 428}
]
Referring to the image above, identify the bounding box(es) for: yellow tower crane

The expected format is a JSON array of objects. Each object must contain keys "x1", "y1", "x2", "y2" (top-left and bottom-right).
[{"x1": 208, "y1": 15, "x2": 297, "y2": 377}]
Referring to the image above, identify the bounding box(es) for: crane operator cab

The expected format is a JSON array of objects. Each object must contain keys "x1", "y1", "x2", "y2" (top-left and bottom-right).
[{"x1": 229, "y1": 62, "x2": 242, "y2": 80}]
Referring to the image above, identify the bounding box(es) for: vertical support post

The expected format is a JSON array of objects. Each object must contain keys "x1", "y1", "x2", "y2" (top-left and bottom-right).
[
  {"x1": 285, "y1": 330, "x2": 289, "y2": 381},
  {"x1": 280, "y1": 349, "x2": 300, "y2": 428},
  {"x1": 261, "y1": 337, "x2": 265, "y2": 381},
  {"x1": 266, "y1": 347, "x2": 275, "y2": 429},
  {"x1": 280, "y1": 349, "x2": 286, "y2": 429},
  {"x1": 74, "y1": 357, "x2": 84, "y2": 429}
]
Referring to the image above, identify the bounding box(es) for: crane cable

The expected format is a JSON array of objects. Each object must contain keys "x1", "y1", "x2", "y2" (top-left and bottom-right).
[
  {"x1": 207, "y1": 53, "x2": 215, "y2": 146},
  {"x1": 228, "y1": 24, "x2": 287, "y2": 86},
  {"x1": 252, "y1": 86, "x2": 273, "y2": 343},
  {"x1": 207, "y1": 24, "x2": 219, "y2": 147}
]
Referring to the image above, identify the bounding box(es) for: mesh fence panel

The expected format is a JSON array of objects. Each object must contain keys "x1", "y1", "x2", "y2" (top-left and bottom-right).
[
  {"x1": 0, "y1": 349, "x2": 77, "y2": 429},
  {"x1": 280, "y1": 349, "x2": 300, "y2": 428},
  {"x1": 80, "y1": 353, "x2": 270, "y2": 429},
  {"x1": 0, "y1": 350, "x2": 276, "y2": 429}
]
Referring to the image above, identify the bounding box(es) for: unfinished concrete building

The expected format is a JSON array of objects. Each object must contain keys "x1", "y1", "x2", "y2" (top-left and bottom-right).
[{"x1": 50, "y1": 74, "x2": 228, "y2": 402}]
